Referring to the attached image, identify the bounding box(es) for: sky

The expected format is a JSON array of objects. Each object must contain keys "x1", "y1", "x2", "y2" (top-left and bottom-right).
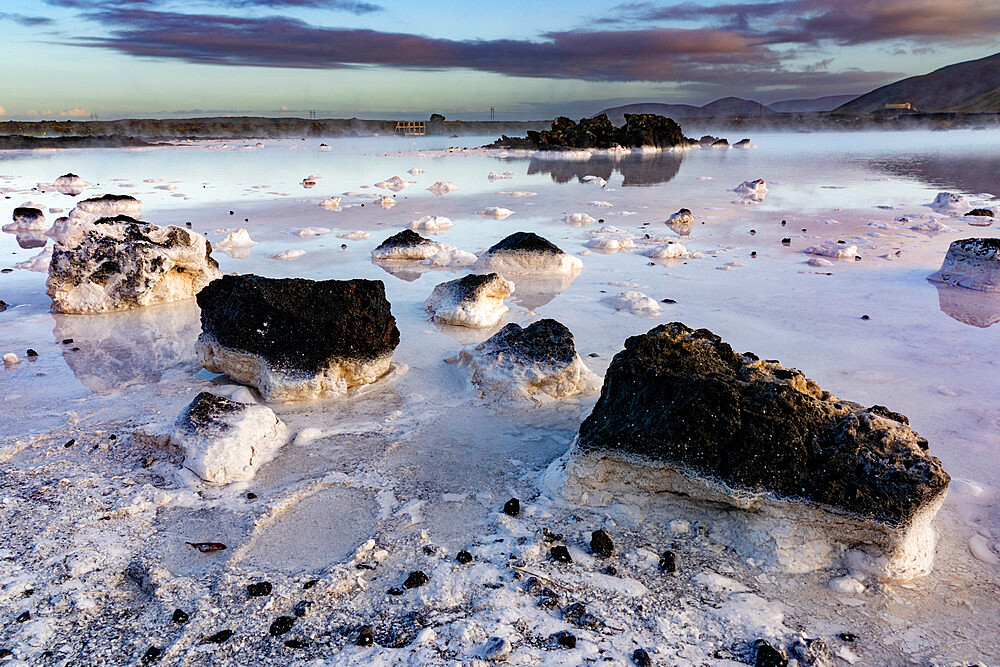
[{"x1": 0, "y1": 0, "x2": 998, "y2": 120}]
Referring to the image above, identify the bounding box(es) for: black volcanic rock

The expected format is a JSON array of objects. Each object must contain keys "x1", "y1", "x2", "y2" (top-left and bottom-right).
[
  {"x1": 196, "y1": 275, "x2": 399, "y2": 400},
  {"x1": 371, "y1": 229, "x2": 445, "y2": 260},
  {"x1": 965, "y1": 208, "x2": 994, "y2": 217},
  {"x1": 485, "y1": 232, "x2": 563, "y2": 256},
  {"x1": 578, "y1": 323, "x2": 949, "y2": 527},
  {"x1": 478, "y1": 320, "x2": 577, "y2": 369},
  {"x1": 489, "y1": 113, "x2": 687, "y2": 150}
]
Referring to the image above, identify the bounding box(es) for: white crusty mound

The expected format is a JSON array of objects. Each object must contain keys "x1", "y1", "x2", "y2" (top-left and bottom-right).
[
  {"x1": 409, "y1": 215, "x2": 453, "y2": 233},
  {"x1": 928, "y1": 238, "x2": 1000, "y2": 292},
  {"x1": 803, "y1": 242, "x2": 860, "y2": 259},
  {"x1": 45, "y1": 216, "x2": 221, "y2": 314},
  {"x1": 371, "y1": 230, "x2": 453, "y2": 261},
  {"x1": 473, "y1": 232, "x2": 583, "y2": 275},
  {"x1": 420, "y1": 248, "x2": 477, "y2": 268},
  {"x1": 375, "y1": 175, "x2": 408, "y2": 192},
  {"x1": 644, "y1": 242, "x2": 688, "y2": 259},
  {"x1": 377, "y1": 195, "x2": 397, "y2": 210},
  {"x1": 733, "y1": 179, "x2": 768, "y2": 202},
  {"x1": 456, "y1": 319, "x2": 599, "y2": 402},
  {"x1": 666, "y1": 208, "x2": 695, "y2": 236},
  {"x1": 318, "y1": 197, "x2": 342, "y2": 210},
  {"x1": 927, "y1": 192, "x2": 967, "y2": 213},
  {"x1": 215, "y1": 228, "x2": 257, "y2": 257},
  {"x1": 427, "y1": 181, "x2": 458, "y2": 196},
  {"x1": 53, "y1": 173, "x2": 87, "y2": 196},
  {"x1": 424, "y1": 273, "x2": 515, "y2": 328},
  {"x1": 610, "y1": 291, "x2": 662, "y2": 316},
  {"x1": 564, "y1": 212, "x2": 597, "y2": 226},
  {"x1": 66, "y1": 194, "x2": 142, "y2": 225},
  {"x1": 136, "y1": 392, "x2": 289, "y2": 484},
  {"x1": 4, "y1": 207, "x2": 46, "y2": 233},
  {"x1": 477, "y1": 207, "x2": 514, "y2": 220}
]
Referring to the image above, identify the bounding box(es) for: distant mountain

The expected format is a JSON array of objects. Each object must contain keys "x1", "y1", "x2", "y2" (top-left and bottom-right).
[
  {"x1": 598, "y1": 97, "x2": 772, "y2": 123},
  {"x1": 769, "y1": 95, "x2": 859, "y2": 112},
  {"x1": 835, "y1": 52, "x2": 1000, "y2": 114}
]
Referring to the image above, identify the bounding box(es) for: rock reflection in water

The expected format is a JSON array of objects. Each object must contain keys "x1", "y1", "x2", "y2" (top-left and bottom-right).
[
  {"x1": 934, "y1": 282, "x2": 1000, "y2": 328},
  {"x1": 504, "y1": 270, "x2": 581, "y2": 310},
  {"x1": 52, "y1": 300, "x2": 201, "y2": 394},
  {"x1": 372, "y1": 258, "x2": 435, "y2": 283},
  {"x1": 521, "y1": 150, "x2": 684, "y2": 187},
  {"x1": 15, "y1": 232, "x2": 48, "y2": 249},
  {"x1": 868, "y1": 152, "x2": 1000, "y2": 198}
]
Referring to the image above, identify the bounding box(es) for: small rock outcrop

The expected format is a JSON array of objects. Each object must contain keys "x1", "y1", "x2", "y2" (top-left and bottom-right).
[
  {"x1": 371, "y1": 229, "x2": 451, "y2": 261},
  {"x1": 456, "y1": 319, "x2": 598, "y2": 402},
  {"x1": 666, "y1": 208, "x2": 694, "y2": 236},
  {"x1": 66, "y1": 194, "x2": 142, "y2": 224},
  {"x1": 4, "y1": 207, "x2": 46, "y2": 233},
  {"x1": 563, "y1": 322, "x2": 950, "y2": 581},
  {"x1": 46, "y1": 216, "x2": 221, "y2": 314},
  {"x1": 53, "y1": 173, "x2": 87, "y2": 196},
  {"x1": 964, "y1": 208, "x2": 994, "y2": 218},
  {"x1": 928, "y1": 238, "x2": 1000, "y2": 292},
  {"x1": 424, "y1": 273, "x2": 515, "y2": 328},
  {"x1": 473, "y1": 232, "x2": 582, "y2": 275},
  {"x1": 733, "y1": 179, "x2": 768, "y2": 203},
  {"x1": 137, "y1": 392, "x2": 289, "y2": 484},
  {"x1": 196, "y1": 275, "x2": 400, "y2": 400},
  {"x1": 488, "y1": 113, "x2": 687, "y2": 150}
]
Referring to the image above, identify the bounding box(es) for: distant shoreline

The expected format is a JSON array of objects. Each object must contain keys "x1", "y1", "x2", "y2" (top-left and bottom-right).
[{"x1": 0, "y1": 112, "x2": 997, "y2": 150}]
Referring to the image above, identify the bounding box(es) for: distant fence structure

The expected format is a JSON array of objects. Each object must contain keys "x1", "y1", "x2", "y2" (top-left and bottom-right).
[
  {"x1": 885, "y1": 103, "x2": 912, "y2": 110},
  {"x1": 394, "y1": 121, "x2": 425, "y2": 136}
]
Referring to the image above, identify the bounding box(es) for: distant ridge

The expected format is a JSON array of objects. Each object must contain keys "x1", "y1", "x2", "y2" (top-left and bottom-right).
[
  {"x1": 598, "y1": 97, "x2": 772, "y2": 123},
  {"x1": 835, "y1": 52, "x2": 1000, "y2": 114},
  {"x1": 768, "y1": 95, "x2": 859, "y2": 112}
]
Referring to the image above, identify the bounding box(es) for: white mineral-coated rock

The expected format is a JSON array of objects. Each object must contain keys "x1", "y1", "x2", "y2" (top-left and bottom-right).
[
  {"x1": 477, "y1": 207, "x2": 514, "y2": 220},
  {"x1": 473, "y1": 249, "x2": 582, "y2": 276},
  {"x1": 487, "y1": 171, "x2": 515, "y2": 181},
  {"x1": 611, "y1": 291, "x2": 662, "y2": 316},
  {"x1": 196, "y1": 339, "x2": 394, "y2": 401},
  {"x1": 803, "y1": 242, "x2": 859, "y2": 259},
  {"x1": 4, "y1": 208, "x2": 46, "y2": 233},
  {"x1": 733, "y1": 179, "x2": 768, "y2": 202},
  {"x1": 667, "y1": 209, "x2": 694, "y2": 226},
  {"x1": 928, "y1": 192, "x2": 967, "y2": 212},
  {"x1": 338, "y1": 231, "x2": 370, "y2": 241},
  {"x1": 291, "y1": 227, "x2": 333, "y2": 237},
  {"x1": 138, "y1": 394, "x2": 289, "y2": 484},
  {"x1": 53, "y1": 173, "x2": 87, "y2": 196},
  {"x1": 377, "y1": 195, "x2": 397, "y2": 210},
  {"x1": 409, "y1": 215, "x2": 453, "y2": 233},
  {"x1": 270, "y1": 249, "x2": 307, "y2": 260},
  {"x1": 427, "y1": 181, "x2": 458, "y2": 196},
  {"x1": 551, "y1": 447, "x2": 946, "y2": 582},
  {"x1": 15, "y1": 246, "x2": 52, "y2": 272},
  {"x1": 67, "y1": 195, "x2": 141, "y2": 225},
  {"x1": 581, "y1": 175, "x2": 607, "y2": 187},
  {"x1": 3, "y1": 352, "x2": 19, "y2": 365},
  {"x1": 318, "y1": 197, "x2": 342, "y2": 210},
  {"x1": 806, "y1": 257, "x2": 835, "y2": 267},
  {"x1": 928, "y1": 238, "x2": 1000, "y2": 292},
  {"x1": 588, "y1": 200, "x2": 613, "y2": 208},
  {"x1": 420, "y1": 248, "x2": 477, "y2": 267},
  {"x1": 424, "y1": 274, "x2": 515, "y2": 328},
  {"x1": 564, "y1": 212, "x2": 597, "y2": 226},
  {"x1": 215, "y1": 228, "x2": 257, "y2": 250},
  {"x1": 372, "y1": 239, "x2": 453, "y2": 261},
  {"x1": 585, "y1": 236, "x2": 635, "y2": 252},
  {"x1": 457, "y1": 339, "x2": 598, "y2": 402},
  {"x1": 644, "y1": 243, "x2": 688, "y2": 259},
  {"x1": 375, "y1": 175, "x2": 408, "y2": 191},
  {"x1": 45, "y1": 220, "x2": 221, "y2": 314}
]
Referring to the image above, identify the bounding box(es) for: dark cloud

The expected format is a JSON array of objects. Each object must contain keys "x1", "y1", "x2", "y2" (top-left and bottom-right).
[
  {"x1": 606, "y1": 0, "x2": 1000, "y2": 46},
  {"x1": 0, "y1": 12, "x2": 54, "y2": 25},
  {"x1": 46, "y1": 0, "x2": 381, "y2": 11}
]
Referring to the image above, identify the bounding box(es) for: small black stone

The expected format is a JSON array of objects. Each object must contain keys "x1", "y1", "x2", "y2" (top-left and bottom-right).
[
  {"x1": 750, "y1": 251, "x2": 757, "y2": 258},
  {"x1": 601, "y1": 565, "x2": 618, "y2": 576},
  {"x1": 456, "y1": 550, "x2": 473, "y2": 564},
  {"x1": 292, "y1": 600, "x2": 309, "y2": 617},
  {"x1": 387, "y1": 587, "x2": 404, "y2": 596},
  {"x1": 658, "y1": 550, "x2": 677, "y2": 573},
  {"x1": 503, "y1": 497, "x2": 520, "y2": 516},
  {"x1": 303, "y1": 579, "x2": 318, "y2": 589},
  {"x1": 542, "y1": 528, "x2": 563, "y2": 542},
  {"x1": 247, "y1": 581, "x2": 272, "y2": 597},
  {"x1": 341, "y1": 244, "x2": 347, "y2": 249},
  {"x1": 63, "y1": 439, "x2": 75, "y2": 448},
  {"x1": 422, "y1": 545, "x2": 436, "y2": 555},
  {"x1": 753, "y1": 639, "x2": 787, "y2": 667},
  {"x1": 357, "y1": 625, "x2": 375, "y2": 647},
  {"x1": 403, "y1": 571, "x2": 428, "y2": 589},
  {"x1": 550, "y1": 545, "x2": 572, "y2": 563},
  {"x1": 171, "y1": 609, "x2": 189, "y2": 624},
  {"x1": 749, "y1": 229, "x2": 756, "y2": 235},
  {"x1": 781, "y1": 220, "x2": 786, "y2": 226},
  {"x1": 246, "y1": 492, "x2": 257, "y2": 500},
  {"x1": 563, "y1": 602, "x2": 601, "y2": 629},
  {"x1": 553, "y1": 631, "x2": 577, "y2": 649},
  {"x1": 62, "y1": 338, "x2": 73, "y2": 344},
  {"x1": 632, "y1": 647, "x2": 652, "y2": 666},
  {"x1": 781, "y1": 238, "x2": 791, "y2": 245},
  {"x1": 284, "y1": 639, "x2": 307, "y2": 649},
  {"x1": 839, "y1": 633, "x2": 856, "y2": 642},
  {"x1": 860, "y1": 315, "x2": 870, "y2": 320},
  {"x1": 661, "y1": 298, "x2": 676, "y2": 304},
  {"x1": 141, "y1": 645, "x2": 162, "y2": 663},
  {"x1": 15, "y1": 611, "x2": 30, "y2": 623},
  {"x1": 590, "y1": 529, "x2": 614, "y2": 558},
  {"x1": 537, "y1": 587, "x2": 560, "y2": 609},
  {"x1": 0, "y1": 649, "x2": 13, "y2": 659},
  {"x1": 204, "y1": 629, "x2": 233, "y2": 644},
  {"x1": 229, "y1": 210, "x2": 235, "y2": 215},
  {"x1": 588, "y1": 352, "x2": 599, "y2": 358},
  {"x1": 269, "y1": 616, "x2": 295, "y2": 637},
  {"x1": 25, "y1": 349, "x2": 37, "y2": 358},
  {"x1": 185, "y1": 221, "x2": 192, "y2": 227}
]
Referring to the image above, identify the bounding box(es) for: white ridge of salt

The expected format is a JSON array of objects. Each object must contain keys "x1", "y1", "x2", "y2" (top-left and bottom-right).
[
  {"x1": 803, "y1": 242, "x2": 859, "y2": 259},
  {"x1": 427, "y1": 181, "x2": 458, "y2": 196},
  {"x1": 407, "y1": 168, "x2": 426, "y2": 175},
  {"x1": 644, "y1": 243, "x2": 688, "y2": 259},
  {"x1": 610, "y1": 291, "x2": 661, "y2": 316},
  {"x1": 338, "y1": 231, "x2": 371, "y2": 241},
  {"x1": 588, "y1": 201, "x2": 613, "y2": 208},
  {"x1": 291, "y1": 227, "x2": 334, "y2": 237},
  {"x1": 409, "y1": 215, "x2": 454, "y2": 233},
  {"x1": 375, "y1": 176, "x2": 408, "y2": 192},
  {"x1": 270, "y1": 249, "x2": 307, "y2": 260},
  {"x1": 420, "y1": 248, "x2": 477, "y2": 268},
  {"x1": 477, "y1": 207, "x2": 514, "y2": 220},
  {"x1": 564, "y1": 212, "x2": 597, "y2": 226},
  {"x1": 319, "y1": 197, "x2": 342, "y2": 210},
  {"x1": 581, "y1": 175, "x2": 607, "y2": 187}
]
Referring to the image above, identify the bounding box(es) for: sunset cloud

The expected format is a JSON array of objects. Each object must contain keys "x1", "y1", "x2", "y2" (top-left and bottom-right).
[{"x1": 59, "y1": 107, "x2": 90, "y2": 116}]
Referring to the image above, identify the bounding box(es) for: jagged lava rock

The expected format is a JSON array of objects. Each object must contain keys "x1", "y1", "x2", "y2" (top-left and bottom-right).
[
  {"x1": 424, "y1": 273, "x2": 515, "y2": 328},
  {"x1": 371, "y1": 229, "x2": 451, "y2": 260},
  {"x1": 196, "y1": 275, "x2": 399, "y2": 401},
  {"x1": 46, "y1": 216, "x2": 221, "y2": 314},
  {"x1": 473, "y1": 232, "x2": 582, "y2": 275},
  {"x1": 457, "y1": 319, "x2": 598, "y2": 402},
  {"x1": 928, "y1": 238, "x2": 1000, "y2": 292},
  {"x1": 137, "y1": 392, "x2": 288, "y2": 484},
  {"x1": 566, "y1": 322, "x2": 949, "y2": 581}
]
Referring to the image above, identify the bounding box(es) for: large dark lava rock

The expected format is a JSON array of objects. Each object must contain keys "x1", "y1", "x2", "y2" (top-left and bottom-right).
[
  {"x1": 578, "y1": 322, "x2": 949, "y2": 528},
  {"x1": 196, "y1": 275, "x2": 399, "y2": 400},
  {"x1": 488, "y1": 113, "x2": 688, "y2": 150}
]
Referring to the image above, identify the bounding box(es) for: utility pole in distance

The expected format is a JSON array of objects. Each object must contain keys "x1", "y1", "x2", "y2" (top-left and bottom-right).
[{"x1": 490, "y1": 106, "x2": 495, "y2": 122}]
